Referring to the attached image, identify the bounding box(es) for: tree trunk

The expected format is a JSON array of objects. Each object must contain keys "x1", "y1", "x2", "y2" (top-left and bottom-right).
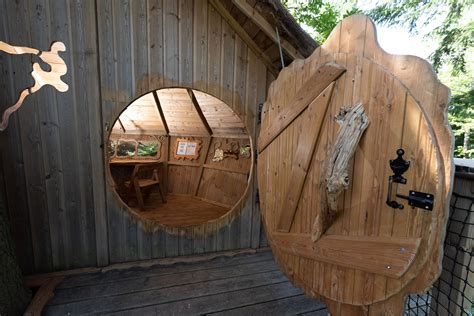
[
  {"x1": 0, "y1": 179, "x2": 30, "y2": 315},
  {"x1": 464, "y1": 125, "x2": 470, "y2": 157}
]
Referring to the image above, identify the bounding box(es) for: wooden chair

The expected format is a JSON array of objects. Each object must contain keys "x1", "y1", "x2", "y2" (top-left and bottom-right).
[{"x1": 125, "y1": 163, "x2": 166, "y2": 211}]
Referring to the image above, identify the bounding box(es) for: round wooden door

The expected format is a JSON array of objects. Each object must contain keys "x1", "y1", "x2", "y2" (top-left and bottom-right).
[{"x1": 257, "y1": 16, "x2": 452, "y2": 309}]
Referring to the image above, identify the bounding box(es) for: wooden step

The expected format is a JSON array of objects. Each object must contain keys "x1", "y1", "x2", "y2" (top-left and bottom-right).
[{"x1": 271, "y1": 233, "x2": 421, "y2": 278}]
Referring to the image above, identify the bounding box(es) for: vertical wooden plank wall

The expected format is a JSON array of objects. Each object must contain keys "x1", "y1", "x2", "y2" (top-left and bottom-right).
[
  {"x1": 0, "y1": 0, "x2": 272, "y2": 274},
  {"x1": 0, "y1": 0, "x2": 35, "y2": 274}
]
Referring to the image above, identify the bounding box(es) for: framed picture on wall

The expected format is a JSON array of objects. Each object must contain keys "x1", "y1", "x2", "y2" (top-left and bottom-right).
[
  {"x1": 108, "y1": 135, "x2": 162, "y2": 161},
  {"x1": 174, "y1": 137, "x2": 202, "y2": 160}
]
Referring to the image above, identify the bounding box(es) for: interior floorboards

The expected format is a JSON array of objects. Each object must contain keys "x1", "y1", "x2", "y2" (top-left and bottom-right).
[{"x1": 129, "y1": 193, "x2": 230, "y2": 227}]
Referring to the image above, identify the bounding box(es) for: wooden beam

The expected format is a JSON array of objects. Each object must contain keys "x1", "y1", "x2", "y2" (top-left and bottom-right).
[
  {"x1": 232, "y1": 0, "x2": 303, "y2": 60},
  {"x1": 168, "y1": 133, "x2": 210, "y2": 138},
  {"x1": 117, "y1": 118, "x2": 126, "y2": 133},
  {"x1": 194, "y1": 137, "x2": 213, "y2": 196},
  {"x1": 188, "y1": 89, "x2": 213, "y2": 136},
  {"x1": 162, "y1": 135, "x2": 170, "y2": 194},
  {"x1": 210, "y1": 134, "x2": 250, "y2": 139},
  {"x1": 272, "y1": 233, "x2": 421, "y2": 278},
  {"x1": 152, "y1": 90, "x2": 170, "y2": 135},
  {"x1": 258, "y1": 62, "x2": 346, "y2": 153},
  {"x1": 24, "y1": 276, "x2": 64, "y2": 316},
  {"x1": 276, "y1": 83, "x2": 334, "y2": 233},
  {"x1": 22, "y1": 248, "x2": 259, "y2": 280},
  {"x1": 208, "y1": 0, "x2": 279, "y2": 77},
  {"x1": 110, "y1": 129, "x2": 165, "y2": 136}
]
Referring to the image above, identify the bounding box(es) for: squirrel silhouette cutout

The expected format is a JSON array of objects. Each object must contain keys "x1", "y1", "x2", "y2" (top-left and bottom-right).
[{"x1": 0, "y1": 41, "x2": 69, "y2": 131}]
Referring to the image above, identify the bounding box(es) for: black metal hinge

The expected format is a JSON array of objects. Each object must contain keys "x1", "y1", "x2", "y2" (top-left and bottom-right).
[{"x1": 257, "y1": 103, "x2": 263, "y2": 125}]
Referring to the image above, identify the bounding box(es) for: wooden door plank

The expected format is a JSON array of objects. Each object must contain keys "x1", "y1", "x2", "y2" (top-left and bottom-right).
[
  {"x1": 221, "y1": 19, "x2": 235, "y2": 105},
  {"x1": 193, "y1": 0, "x2": 208, "y2": 91},
  {"x1": 163, "y1": 0, "x2": 179, "y2": 86},
  {"x1": 178, "y1": 0, "x2": 193, "y2": 86},
  {"x1": 272, "y1": 233, "x2": 421, "y2": 278},
  {"x1": 78, "y1": 0, "x2": 109, "y2": 267},
  {"x1": 276, "y1": 82, "x2": 335, "y2": 232},
  {"x1": 257, "y1": 62, "x2": 345, "y2": 153},
  {"x1": 132, "y1": 0, "x2": 149, "y2": 96},
  {"x1": 148, "y1": 0, "x2": 164, "y2": 90}
]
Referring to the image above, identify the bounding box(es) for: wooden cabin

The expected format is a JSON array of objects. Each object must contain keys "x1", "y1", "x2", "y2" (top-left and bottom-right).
[
  {"x1": 1, "y1": 1, "x2": 460, "y2": 315},
  {"x1": 0, "y1": 0, "x2": 316, "y2": 274}
]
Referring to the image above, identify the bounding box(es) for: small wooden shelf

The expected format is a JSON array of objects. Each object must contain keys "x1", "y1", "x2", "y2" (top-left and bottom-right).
[
  {"x1": 109, "y1": 159, "x2": 162, "y2": 165},
  {"x1": 203, "y1": 164, "x2": 249, "y2": 174}
]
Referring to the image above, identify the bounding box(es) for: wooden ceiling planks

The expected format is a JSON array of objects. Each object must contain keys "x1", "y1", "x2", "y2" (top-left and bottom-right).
[
  {"x1": 157, "y1": 88, "x2": 207, "y2": 136},
  {"x1": 193, "y1": 90, "x2": 247, "y2": 137},
  {"x1": 112, "y1": 88, "x2": 248, "y2": 138},
  {"x1": 111, "y1": 92, "x2": 165, "y2": 135}
]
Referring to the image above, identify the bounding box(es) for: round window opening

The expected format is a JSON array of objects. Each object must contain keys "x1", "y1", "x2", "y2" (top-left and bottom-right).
[{"x1": 107, "y1": 88, "x2": 253, "y2": 228}]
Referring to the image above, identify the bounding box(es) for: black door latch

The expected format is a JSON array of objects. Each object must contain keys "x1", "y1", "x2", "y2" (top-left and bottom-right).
[{"x1": 386, "y1": 149, "x2": 434, "y2": 211}]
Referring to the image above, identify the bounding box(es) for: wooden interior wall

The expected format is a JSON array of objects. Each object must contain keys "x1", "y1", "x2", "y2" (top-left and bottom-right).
[
  {"x1": 196, "y1": 137, "x2": 251, "y2": 207},
  {"x1": 0, "y1": 0, "x2": 272, "y2": 274},
  {"x1": 166, "y1": 136, "x2": 251, "y2": 206}
]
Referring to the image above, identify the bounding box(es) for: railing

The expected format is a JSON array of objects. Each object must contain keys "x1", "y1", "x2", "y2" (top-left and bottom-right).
[{"x1": 406, "y1": 159, "x2": 474, "y2": 315}]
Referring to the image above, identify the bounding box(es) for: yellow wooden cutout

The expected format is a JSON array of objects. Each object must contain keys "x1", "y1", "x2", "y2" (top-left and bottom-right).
[{"x1": 0, "y1": 41, "x2": 69, "y2": 131}]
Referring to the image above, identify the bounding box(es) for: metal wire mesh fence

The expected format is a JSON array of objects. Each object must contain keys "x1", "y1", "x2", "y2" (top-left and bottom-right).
[{"x1": 405, "y1": 167, "x2": 474, "y2": 315}]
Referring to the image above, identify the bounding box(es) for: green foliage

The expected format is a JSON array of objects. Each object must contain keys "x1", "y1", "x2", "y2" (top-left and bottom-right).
[
  {"x1": 110, "y1": 139, "x2": 159, "y2": 158},
  {"x1": 283, "y1": 0, "x2": 473, "y2": 158},
  {"x1": 282, "y1": 0, "x2": 361, "y2": 43},
  {"x1": 137, "y1": 142, "x2": 158, "y2": 157},
  {"x1": 368, "y1": 0, "x2": 474, "y2": 75},
  {"x1": 448, "y1": 89, "x2": 474, "y2": 157},
  {"x1": 439, "y1": 47, "x2": 474, "y2": 158},
  {"x1": 368, "y1": 0, "x2": 474, "y2": 158}
]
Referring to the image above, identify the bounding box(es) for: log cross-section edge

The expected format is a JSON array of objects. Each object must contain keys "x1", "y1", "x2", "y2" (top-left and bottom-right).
[
  {"x1": 276, "y1": 82, "x2": 335, "y2": 233},
  {"x1": 257, "y1": 62, "x2": 346, "y2": 153}
]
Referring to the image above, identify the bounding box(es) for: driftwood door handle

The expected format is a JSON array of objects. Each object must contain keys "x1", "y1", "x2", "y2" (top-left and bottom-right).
[{"x1": 312, "y1": 103, "x2": 369, "y2": 242}]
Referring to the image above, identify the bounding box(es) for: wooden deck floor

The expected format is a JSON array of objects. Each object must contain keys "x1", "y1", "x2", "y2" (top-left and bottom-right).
[{"x1": 44, "y1": 250, "x2": 328, "y2": 315}]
